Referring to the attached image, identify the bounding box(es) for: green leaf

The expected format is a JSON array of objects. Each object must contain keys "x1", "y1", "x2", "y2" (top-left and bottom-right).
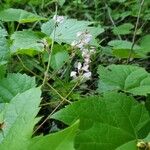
[
  {"x1": 0, "y1": 73, "x2": 36, "y2": 102},
  {"x1": 0, "y1": 27, "x2": 9, "y2": 65},
  {"x1": 0, "y1": 65, "x2": 6, "y2": 80},
  {"x1": 113, "y1": 23, "x2": 134, "y2": 35},
  {"x1": 98, "y1": 64, "x2": 150, "y2": 96},
  {"x1": 29, "y1": 121, "x2": 79, "y2": 150},
  {"x1": 0, "y1": 88, "x2": 41, "y2": 150},
  {"x1": 57, "y1": 0, "x2": 66, "y2": 6},
  {"x1": 116, "y1": 140, "x2": 137, "y2": 150},
  {"x1": 140, "y1": 34, "x2": 150, "y2": 54},
  {"x1": 108, "y1": 40, "x2": 143, "y2": 58},
  {"x1": 52, "y1": 92, "x2": 150, "y2": 150},
  {"x1": 42, "y1": 18, "x2": 104, "y2": 45},
  {"x1": 10, "y1": 31, "x2": 45, "y2": 56},
  {"x1": 41, "y1": 19, "x2": 55, "y2": 36},
  {"x1": 0, "y1": 8, "x2": 46, "y2": 23},
  {"x1": 43, "y1": 44, "x2": 69, "y2": 70},
  {"x1": 51, "y1": 51, "x2": 69, "y2": 70}
]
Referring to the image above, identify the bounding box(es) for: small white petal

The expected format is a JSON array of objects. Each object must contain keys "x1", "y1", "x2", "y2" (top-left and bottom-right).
[
  {"x1": 77, "y1": 62, "x2": 82, "y2": 70},
  {"x1": 82, "y1": 64, "x2": 89, "y2": 72},
  {"x1": 70, "y1": 71, "x2": 77, "y2": 77},
  {"x1": 83, "y1": 72, "x2": 92, "y2": 79},
  {"x1": 53, "y1": 15, "x2": 65, "y2": 24},
  {"x1": 82, "y1": 34, "x2": 92, "y2": 44},
  {"x1": 84, "y1": 57, "x2": 91, "y2": 63}
]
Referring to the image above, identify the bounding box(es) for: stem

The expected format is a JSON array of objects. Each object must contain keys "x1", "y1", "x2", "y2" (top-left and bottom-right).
[
  {"x1": 41, "y1": 3, "x2": 58, "y2": 87},
  {"x1": 105, "y1": 3, "x2": 122, "y2": 40},
  {"x1": 33, "y1": 79, "x2": 81, "y2": 134},
  {"x1": 127, "y1": 0, "x2": 145, "y2": 64},
  {"x1": 17, "y1": 55, "x2": 71, "y2": 104}
]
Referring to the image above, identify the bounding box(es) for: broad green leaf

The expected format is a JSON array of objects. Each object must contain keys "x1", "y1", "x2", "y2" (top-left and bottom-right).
[
  {"x1": 42, "y1": 18, "x2": 104, "y2": 45},
  {"x1": 116, "y1": 140, "x2": 137, "y2": 150},
  {"x1": 43, "y1": 44, "x2": 69, "y2": 70},
  {"x1": 0, "y1": 88, "x2": 41, "y2": 150},
  {"x1": 113, "y1": 23, "x2": 134, "y2": 35},
  {"x1": 108, "y1": 40, "x2": 143, "y2": 58},
  {"x1": 98, "y1": 64, "x2": 150, "y2": 96},
  {"x1": 0, "y1": 73, "x2": 36, "y2": 102},
  {"x1": 50, "y1": 51, "x2": 69, "y2": 70},
  {"x1": 52, "y1": 92, "x2": 150, "y2": 150},
  {"x1": 29, "y1": 121, "x2": 79, "y2": 150},
  {"x1": 0, "y1": 27, "x2": 9, "y2": 65},
  {"x1": 41, "y1": 19, "x2": 55, "y2": 36},
  {"x1": 0, "y1": 8, "x2": 46, "y2": 23},
  {"x1": 10, "y1": 31, "x2": 45, "y2": 56}
]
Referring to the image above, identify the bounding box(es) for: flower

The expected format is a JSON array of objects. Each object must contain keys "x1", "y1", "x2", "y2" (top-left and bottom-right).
[
  {"x1": 53, "y1": 15, "x2": 65, "y2": 24},
  {"x1": 83, "y1": 72, "x2": 92, "y2": 79},
  {"x1": 70, "y1": 71, "x2": 77, "y2": 78},
  {"x1": 70, "y1": 31, "x2": 95, "y2": 81}
]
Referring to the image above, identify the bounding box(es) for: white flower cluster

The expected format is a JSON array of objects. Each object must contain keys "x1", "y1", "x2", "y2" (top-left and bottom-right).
[
  {"x1": 53, "y1": 15, "x2": 65, "y2": 24},
  {"x1": 70, "y1": 31, "x2": 96, "y2": 80}
]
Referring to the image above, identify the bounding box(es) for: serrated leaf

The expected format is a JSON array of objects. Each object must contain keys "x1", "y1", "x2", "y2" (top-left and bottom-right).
[
  {"x1": 29, "y1": 121, "x2": 79, "y2": 150},
  {"x1": 0, "y1": 73, "x2": 36, "y2": 102},
  {"x1": 0, "y1": 8, "x2": 46, "y2": 23},
  {"x1": 42, "y1": 18, "x2": 104, "y2": 45},
  {"x1": 113, "y1": 23, "x2": 134, "y2": 35},
  {"x1": 0, "y1": 27, "x2": 9, "y2": 65},
  {"x1": 52, "y1": 92, "x2": 150, "y2": 150},
  {"x1": 0, "y1": 88, "x2": 41, "y2": 150},
  {"x1": 108, "y1": 40, "x2": 143, "y2": 58},
  {"x1": 98, "y1": 64, "x2": 150, "y2": 96},
  {"x1": 10, "y1": 31, "x2": 45, "y2": 56}
]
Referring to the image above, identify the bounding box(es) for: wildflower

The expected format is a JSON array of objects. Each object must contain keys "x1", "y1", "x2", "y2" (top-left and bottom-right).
[
  {"x1": 70, "y1": 71, "x2": 77, "y2": 78},
  {"x1": 83, "y1": 72, "x2": 92, "y2": 79},
  {"x1": 82, "y1": 63, "x2": 89, "y2": 72},
  {"x1": 53, "y1": 15, "x2": 65, "y2": 24},
  {"x1": 70, "y1": 31, "x2": 95, "y2": 81}
]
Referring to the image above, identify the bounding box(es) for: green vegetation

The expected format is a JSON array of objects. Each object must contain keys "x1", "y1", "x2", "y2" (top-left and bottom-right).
[{"x1": 0, "y1": 0, "x2": 150, "y2": 149}]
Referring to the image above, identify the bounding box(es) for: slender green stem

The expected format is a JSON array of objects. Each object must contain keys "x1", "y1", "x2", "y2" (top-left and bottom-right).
[
  {"x1": 41, "y1": 3, "x2": 58, "y2": 87},
  {"x1": 127, "y1": 0, "x2": 145, "y2": 64}
]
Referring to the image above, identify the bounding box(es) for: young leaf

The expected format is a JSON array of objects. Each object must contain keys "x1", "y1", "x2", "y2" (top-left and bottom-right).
[
  {"x1": 0, "y1": 88, "x2": 41, "y2": 150},
  {"x1": 0, "y1": 73, "x2": 36, "y2": 102},
  {"x1": 10, "y1": 31, "x2": 45, "y2": 56},
  {"x1": 52, "y1": 92, "x2": 150, "y2": 150},
  {"x1": 0, "y1": 8, "x2": 46, "y2": 23},
  {"x1": 29, "y1": 121, "x2": 79, "y2": 150},
  {"x1": 98, "y1": 64, "x2": 150, "y2": 96}
]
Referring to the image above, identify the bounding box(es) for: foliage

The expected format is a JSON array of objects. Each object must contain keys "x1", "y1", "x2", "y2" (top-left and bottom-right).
[{"x1": 0, "y1": 0, "x2": 150, "y2": 150}]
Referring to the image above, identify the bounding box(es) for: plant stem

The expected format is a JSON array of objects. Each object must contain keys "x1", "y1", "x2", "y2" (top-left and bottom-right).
[
  {"x1": 127, "y1": 0, "x2": 145, "y2": 64},
  {"x1": 105, "y1": 3, "x2": 122, "y2": 40},
  {"x1": 41, "y1": 2, "x2": 58, "y2": 87}
]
